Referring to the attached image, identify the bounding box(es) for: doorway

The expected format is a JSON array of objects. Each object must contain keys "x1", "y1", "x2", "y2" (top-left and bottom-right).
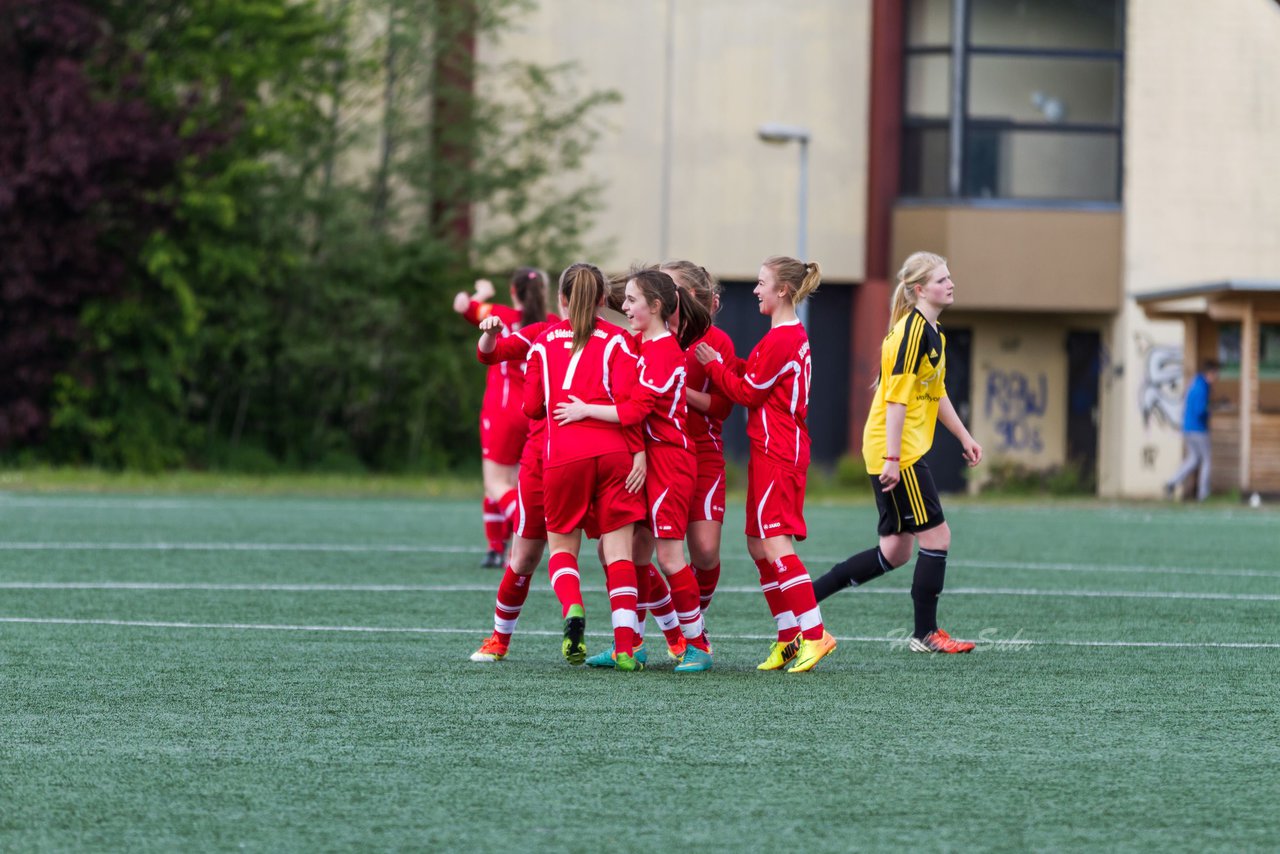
[{"x1": 1066, "y1": 330, "x2": 1101, "y2": 489}]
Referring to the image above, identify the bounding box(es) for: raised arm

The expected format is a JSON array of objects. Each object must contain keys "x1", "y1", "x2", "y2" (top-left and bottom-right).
[
  {"x1": 689, "y1": 352, "x2": 740, "y2": 418},
  {"x1": 478, "y1": 319, "x2": 540, "y2": 365},
  {"x1": 698, "y1": 344, "x2": 774, "y2": 410}
]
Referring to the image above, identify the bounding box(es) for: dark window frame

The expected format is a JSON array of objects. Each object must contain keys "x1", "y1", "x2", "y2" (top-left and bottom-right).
[{"x1": 901, "y1": 0, "x2": 1126, "y2": 203}]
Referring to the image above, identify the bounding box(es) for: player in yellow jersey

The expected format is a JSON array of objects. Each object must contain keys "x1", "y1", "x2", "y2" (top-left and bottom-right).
[{"x1": 813, "y1": 251, "x2": 983, "y2": 653}]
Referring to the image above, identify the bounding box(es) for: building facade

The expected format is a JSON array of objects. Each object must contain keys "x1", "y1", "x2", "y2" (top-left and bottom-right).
[{"x1": 476, "y1": 0, "x2": 1280, "y2": 497}]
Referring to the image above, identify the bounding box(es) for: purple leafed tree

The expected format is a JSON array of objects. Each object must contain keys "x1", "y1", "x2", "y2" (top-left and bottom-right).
[{"x1": 0, "y1": 0, "x2": 184, "y2": 448}]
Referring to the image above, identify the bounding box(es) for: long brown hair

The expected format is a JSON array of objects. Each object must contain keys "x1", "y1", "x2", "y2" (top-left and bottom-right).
[
  {"x1": 763, "y1": 255, "x2": 821, "y2": 305},
  {"x1": 511, "y1": 267, "x2": 548, "y2": 327},
  {"x1": 659, "y1": 260, "x2": 720, "y2": 317},
  {"x1": 627, "y1": 268, "x2": 711, "y2": 350},
  {"x1": 558, "y1": 263, "x2": 605, "y2": 351}
]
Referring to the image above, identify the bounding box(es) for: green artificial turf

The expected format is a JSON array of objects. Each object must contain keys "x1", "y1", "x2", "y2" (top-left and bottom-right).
[{"x1": 1, "y1": 492, "x2": 1277, "y2": 851}]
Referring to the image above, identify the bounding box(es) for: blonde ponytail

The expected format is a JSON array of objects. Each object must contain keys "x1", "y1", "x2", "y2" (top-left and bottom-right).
[
  {"x1": 889, "y1": 251, "x2": 947, "y2": 331},
  {"x1": 763, "y1": 255, "x2": 821, "y2": 305}
]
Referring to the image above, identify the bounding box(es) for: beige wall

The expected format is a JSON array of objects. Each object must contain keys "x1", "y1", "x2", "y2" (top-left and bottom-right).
[
  {"x1": 475, "y1": 0, "x2": 872, "y2": 280},
  {"x1": 1102, "y1": 0, "x2": 1280, "y2": 497},
  {"x1": 893, "y1": 206, "x2": 1122, "y2": 312},
  {"x1": 968, "y1": 314, "x2": 1068, "y2": 474},
  {"x1": 944, "y1": 313, "x2": 1107, "y2": 490}
]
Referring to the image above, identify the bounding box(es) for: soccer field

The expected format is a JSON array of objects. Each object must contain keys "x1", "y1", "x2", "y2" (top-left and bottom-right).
[{"x1": 2, "y1": 492, "x2": 1277, "y2": 851}]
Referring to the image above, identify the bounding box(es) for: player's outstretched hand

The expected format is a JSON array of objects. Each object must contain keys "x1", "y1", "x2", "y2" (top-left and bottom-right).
[
  {"x1": 963, "y1": 438, "x2": 983, "y2": 467},
  {"x1": 878, "y1": 460, "x2": 901, "y2": 493},
  {"x1": 473, "y1": 278, "x2": 496, "y2": 302},
  {"x1": 452, "y1": 292, "x2": 470, "y2": 314},
  {"x1": 625, "y1": 451, "x2": 646, "y2": 493},
  {"x1": 694, "y1": 343, "x2": 719, "y2": 365},
  {"x1": 554, "y1": 395, "x2": 589, "y2": 425},
  {"x1": 478, "y1": 315, "x2": 505, "y2": 335}
]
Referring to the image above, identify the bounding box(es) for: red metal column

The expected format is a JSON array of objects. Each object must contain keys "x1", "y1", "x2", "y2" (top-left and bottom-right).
[{"x1": 849, "y1": 0, "x2": 904, "y2": 453}]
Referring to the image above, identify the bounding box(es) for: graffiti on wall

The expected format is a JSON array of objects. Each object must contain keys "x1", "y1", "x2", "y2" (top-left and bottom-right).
[
  {"x1": 1135, "y1": 334, "x2": 1182, "y2": 430},
  {"x1": 985, "y1": 370, "x2": 1047, "y2": 453}
]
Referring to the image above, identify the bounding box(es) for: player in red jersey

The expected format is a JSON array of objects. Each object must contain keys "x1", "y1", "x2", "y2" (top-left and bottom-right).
[
  {"x1": 556, "y1": 268, "x2": 714, "y2": 672},
  {"x1": 467, "y1": 312, "x2": 556, "y2": 662},
  {"x1": 662, "y1": 260, "x2": 736, "y2": 611},
  {"x1": 524, "y1": 263, "x2": 647, "y2": 671},
  {"x1": 452, "y1": 269, "x2": 548, "y2": 567},
  {"x1": 601, "y1": 261, "x2": 736, "y2": 666},
  {"x1": 696, "y1": 255, "x2": 838, "y2": 673}
]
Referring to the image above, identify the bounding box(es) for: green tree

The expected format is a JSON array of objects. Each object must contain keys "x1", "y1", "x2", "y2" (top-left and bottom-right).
[{"x1": 46, "y1": 0, "x2": 619, "y2": 473}]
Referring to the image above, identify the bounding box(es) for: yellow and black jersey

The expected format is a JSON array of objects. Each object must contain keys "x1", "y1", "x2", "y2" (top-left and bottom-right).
[{"x1": 862, "y1": 308, "x2": 947, "y2": 473}]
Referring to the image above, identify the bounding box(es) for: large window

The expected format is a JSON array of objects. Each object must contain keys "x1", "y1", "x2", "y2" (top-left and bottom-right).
[{"x1": 902, "y1": 0, "x2": 1124, "y2": 202}]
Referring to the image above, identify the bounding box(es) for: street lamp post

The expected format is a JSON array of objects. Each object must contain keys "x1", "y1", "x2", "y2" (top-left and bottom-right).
[{"x1": 757, "y1": 122, "x2": 812, "y2": 326}]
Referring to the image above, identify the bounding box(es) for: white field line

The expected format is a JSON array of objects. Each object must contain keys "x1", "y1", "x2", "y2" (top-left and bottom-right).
[
  {"x1": 2, "y1": 581, "x2": 1279, "y2": 602},
  {"x1": 5, "y1": 493, "x2": 1275, "y2": 521},
  {"x1": 1, "y1": 540, "x2": 1277, "y2": 580},
  {"x1": 0, "y1": 541, "x2": 478, "y2": 554},
  {"x1": 1, "y1": 616, "x2": 1277, "y2": 650},
  {"x1": 0, "y1": 498, "x2": 194, "y2": 509}
]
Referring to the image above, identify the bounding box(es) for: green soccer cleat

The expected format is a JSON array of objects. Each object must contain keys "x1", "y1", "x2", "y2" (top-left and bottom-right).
[
  {"x1": 562, "y1": 606, "x2": 587, "y2": 666},
  {"x1": 614, "y1": 652, "x2": 644, "y2": 672},
  {"x1": 673, "y1": 644, "x2": 713, "y2": 673}
]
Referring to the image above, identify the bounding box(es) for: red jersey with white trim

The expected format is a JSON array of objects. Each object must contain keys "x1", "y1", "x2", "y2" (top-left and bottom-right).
[
  {"x1": 705, "y1": 320, "x2": 811, "y2": 471},
  {"x1": 478, "y1": 319, "x2": 554, "y2": 456},
  {"x1": 524, "y1": 318, "x2": 640, "y2": 467},
  {"x1": 611, "y1": 332, "x2": 690, "y2": 450},
  {"x1": 684, "y1": 324, "x2": 736, "y2": 454},
  {"x1": 463, "y1": 300, "x2": 524, "y2": 412}
]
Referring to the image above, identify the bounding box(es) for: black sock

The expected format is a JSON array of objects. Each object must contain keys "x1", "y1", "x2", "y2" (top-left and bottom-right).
[
  {"x1": 911, "y1": 548, "x2": 947, "y2": 638},
  {"x1": 813, "y1": 547, "x2": 893, "y2": 602}
]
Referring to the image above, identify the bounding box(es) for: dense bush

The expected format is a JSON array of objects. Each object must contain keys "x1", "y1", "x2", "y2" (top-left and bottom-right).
[{"x1": 2, "y1": 0, "x2": 617, "y2": 472}]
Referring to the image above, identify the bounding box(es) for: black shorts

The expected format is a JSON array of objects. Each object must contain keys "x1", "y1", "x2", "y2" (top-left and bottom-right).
[{"x1": 870, "y1": 458, "x2": 946, "y2": 536}]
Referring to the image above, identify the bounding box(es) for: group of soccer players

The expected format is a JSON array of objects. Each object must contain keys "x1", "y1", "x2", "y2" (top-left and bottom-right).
[{"x1": 453, "y1": 250, "x2": 984, "y2": 673}]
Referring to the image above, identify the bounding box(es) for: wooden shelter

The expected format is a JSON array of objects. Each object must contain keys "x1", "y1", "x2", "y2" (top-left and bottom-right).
[{"x1": 1137, "y1": 281, "x2": 1280, "y2": 495}]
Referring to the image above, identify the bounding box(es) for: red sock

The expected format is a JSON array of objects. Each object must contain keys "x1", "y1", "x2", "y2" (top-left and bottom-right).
[
  {"x1": 634, "y1": 561, "x2": 651, "y2": 638},
  {"x1": 604, "y1": 560, "x2": 638, "y2": 655},
  {"x1": 498, "y1": 488, "x2": 518, "y2": 542},
  {"x1": 694, "y1": 562, "x2": 721, "y2": 610},
  {"x1": 493, "y1": 566, "x2": 531, "y2": 643},
  {"x1": 643, "y1": 564, "x2": 685, "y2": 648},
  {"x1": 667, "y1": 565, "x2": 709, "y2": 651},
  {"x1": 756, "y1": 558, "x2": 799, "y2": 643},
  {"x1": 547, "y1": 552, "x2": 583, "y2": 618},
  {"x1": 776, "y1": 554, "x2": 824, "y2": 640},
  {"x1": 482, "y1": 498, "x2": 505, "y2": 553}
]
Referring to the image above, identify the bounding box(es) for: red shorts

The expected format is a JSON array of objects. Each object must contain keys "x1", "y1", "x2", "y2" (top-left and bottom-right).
[
  {"x1": 544, "y1": 452, "x2": 645, "y2": 536},
  {"x1": 480, "y1": 405, "x2": 528, "y2": 465},
  {"x1": 744, "y1": 456, "x2": 807, "y2": 540},
  {"x1": 645, "y1": 444, "x2": 697, "y2": 540},
  {"x1": 688, "y1": 447, "x2": 726, "y2": 524},
  {"x1": 513, "y1": 449, "x2": 547, "y2": 541}
]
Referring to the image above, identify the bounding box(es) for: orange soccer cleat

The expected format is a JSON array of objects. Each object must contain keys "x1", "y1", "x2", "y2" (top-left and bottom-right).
[
  {"x1": 469, "y1": 634, "x2": 510, "y2": 662},
  {"x1": 909, "y1": 628, "x2": 975, "y2": 654}
]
